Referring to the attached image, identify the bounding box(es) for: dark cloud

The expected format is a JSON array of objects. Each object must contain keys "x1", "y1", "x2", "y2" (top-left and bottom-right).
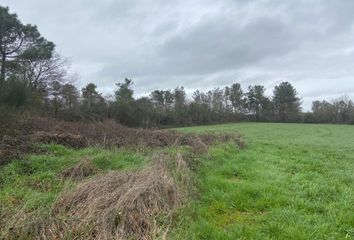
[
  {"x1": 1, "y1": 0, "x2": 354, "y2": 110},
  {"x1": 158, "y1": 17, "x2": 298, "y2": 75}
]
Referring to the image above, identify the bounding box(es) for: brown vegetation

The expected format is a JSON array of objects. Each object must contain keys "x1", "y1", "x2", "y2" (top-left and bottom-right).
[
  {"x1": 0, "y1": 117, "x2": 244, "y2": 165},
  {"x1": 2, "y1": 156, "x2": 185, "y2": 240},
  {"x1": 60, "y1": 157, "x2": 97, "y2": 180},
  {"x1": 54, "y1": 161, "x2": 180, "y2": 239},
  {"x1": 0, "y1": 117, "x2": 244, "y2": 239},
  {"x1": 30, "y1": 117, "x2": 244, "y2": 150},
  {"x1": 0, "y1": 135, "x2": 42, "y2": 165}
]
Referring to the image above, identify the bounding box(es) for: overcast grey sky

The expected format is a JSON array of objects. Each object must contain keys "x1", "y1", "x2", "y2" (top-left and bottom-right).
[{"x1": 1, "y1": 0, "x2": 354, "y2": 110}]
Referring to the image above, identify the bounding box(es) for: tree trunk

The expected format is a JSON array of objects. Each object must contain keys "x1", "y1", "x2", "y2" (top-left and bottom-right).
[{"x1": 0, "y1": 53, "x2": 5, "y2": 84}]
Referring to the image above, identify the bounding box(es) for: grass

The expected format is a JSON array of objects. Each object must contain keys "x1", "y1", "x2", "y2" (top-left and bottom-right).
[
  {"x1": 171, "y1": 123, "x2": 354, "y2": 239},
  {"x1": 1, "y1": 123, "x2": 354, "y2": 239},
  {"x1": 0, "y1": 144, "x2": 146, "y2": 236}
]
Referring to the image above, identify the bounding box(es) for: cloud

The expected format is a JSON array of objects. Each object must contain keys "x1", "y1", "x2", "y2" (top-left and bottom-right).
[
  {"x1": 158, "y1": 16, "x2": 298, "y2": 75},
  {"x1": 1, "y1": 0, "x2": 354, "y2": 110}
]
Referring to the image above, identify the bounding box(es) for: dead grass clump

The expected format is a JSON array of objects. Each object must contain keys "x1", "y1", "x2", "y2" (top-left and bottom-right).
[
  {"x1": 173, "y1": 152, "x2": 193, "y2": 193},
  {"x1": 54, "y1": 162, "x2": 180, "y2": 239},
  {"x1": 33, "y1": 132, "x2": 87, "y2": 149},
  {"x1": 174, "y1": 135, "x2": 209, "y2": 154},
  {"x1": 60, "y1": 157, "x2": 97, "y2": 180}
]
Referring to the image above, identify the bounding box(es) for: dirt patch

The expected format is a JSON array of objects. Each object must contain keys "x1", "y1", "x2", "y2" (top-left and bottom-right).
[{"x1": 54, "y1": 161, "x2": 180, "y2": 239}]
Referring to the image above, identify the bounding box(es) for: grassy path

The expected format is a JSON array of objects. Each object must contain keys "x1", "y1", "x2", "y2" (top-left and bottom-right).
[{"x1": 173, "y1": 123, "x2": 354, "y2": 239}]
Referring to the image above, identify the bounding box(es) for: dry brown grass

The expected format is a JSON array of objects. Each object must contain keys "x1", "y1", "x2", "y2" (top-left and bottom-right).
[
  {"x1": 1, "y1": 153, "x2": 190, "y2": 240},
  {"x1": 31, "y1": 118, "x2": 245, "y2": 151},
  {"x1": 52, "y1": 161, "x2": 181, "y2": 239},
  {"x1": 0, "y1": 136, "x2": 244, "y2": 239},
  {"x1": 1, "y1": 117, "x2": 244, "y2": 165},
  {"x1": 0, "y1": 135, "x2": 41, "y2": 165},
  {"x1": 60, "y1": 157, "x2": 97, "y2": 180},
  {"x1": 1, "y1": 114, "x2": 246, "y2": 167}
]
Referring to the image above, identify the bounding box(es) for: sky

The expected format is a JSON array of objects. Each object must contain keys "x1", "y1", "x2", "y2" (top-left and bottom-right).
[{"x1": 1, "y1": 0, "x2": 354, "y2": 111}]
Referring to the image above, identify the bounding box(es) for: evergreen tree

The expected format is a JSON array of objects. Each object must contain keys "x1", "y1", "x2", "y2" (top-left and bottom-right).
[{"x1": 273, "y1": 82, "x2": 301, "y2": 122}]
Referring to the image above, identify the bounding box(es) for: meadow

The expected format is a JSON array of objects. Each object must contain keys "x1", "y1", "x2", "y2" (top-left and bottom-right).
[
  {"x1": 172, "y1": 123, "x2": 354, "y2": 239},
  {"x1": 1, "y1": 123, "x2": 354, "y2": 239}
]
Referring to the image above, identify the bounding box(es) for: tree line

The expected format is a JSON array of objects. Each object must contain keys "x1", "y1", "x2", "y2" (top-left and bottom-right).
[{"x1": 1, "y1": 5, "x2": 354, "y2": 127}]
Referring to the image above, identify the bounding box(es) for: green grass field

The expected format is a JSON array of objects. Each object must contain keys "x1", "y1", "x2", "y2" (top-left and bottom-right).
[
  {"x1": 172, "y1": 123, "x2": 354, "y2": 239},
  {"x1": 1, "y1": 123, "x2": 354, "y2": 239}
]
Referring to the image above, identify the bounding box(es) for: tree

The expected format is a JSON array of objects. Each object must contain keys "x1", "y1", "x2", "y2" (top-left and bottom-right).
[
  {"x1": 192, "y1": 90, "x2": 202, "y2": 104},
  {"x1": 229, "y1": 83, "x2": 244, "y2": 114},
  {"x1": 48, "y1": 80, "x2": 64, "y2": 117},
  {"x1": 211, "y1": 88, "x2": 225, "y2": 120},
  {"x1": 133, "y1": 97, "x2": 154, "y2": 127},
  {"x1": 81, "y1": 83, "x2": 106, "y2": 120},
  {"x1": 173, "y1": 87, "x2": 187, "y2": 124},
  {"x1": 190, "y1": 90, "x2": 211, "y2": 124},
  {"x1": 61, "y1": 83, "x2": 79, "y2": 112},
  {"x1": 174, "y1": 86, "x2": 186, "y2": 109},
  {"x1": 273, "y1": 82, "x2": 301, "y2": 122},
  {"x1": 0, "y1": 6, "x2": 54, "y2": 86},
  {"x1": 114, "y1": 78, "x2": 134, "y2": 124},
  {"x1": 311, "y1": 100, "x2": 335, "y2": 123},
  {"x1": 332, "y1": 96, "x2": 354, "y2": 123},
  {"x1": 310, "y1": 96, "x2": 354, "y2": 124},
  {"x1": 224, "y1": 86, "x2": 230, "y2": 113},
  {"x1": 246, "y1": 85, "x2": 267, "y2": 121},
  {"x1": 150, "y1": 90, "x2": 165, "y2": 109},
  {"x1": 20, "y1": 53, "x2": 69, "y2": 93},
  {"x1": 115, "y1": 78, "x2": 133, "y2": 101},
  {"x1": 164, "y1": 90, "x2": 174, "y2": 110},
  {"x1": 1, "y1": 75, "x2": 31, "y2": 107}
]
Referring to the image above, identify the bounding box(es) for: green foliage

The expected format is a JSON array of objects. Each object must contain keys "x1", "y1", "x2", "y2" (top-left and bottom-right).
[
  {"x1": 0, "y1": 6, "x2": 54, "y2": 82},
  {"x1": 245, "y1": 85, "x2": 270, "y2": 121},
  {"x1": 311, "y1": 97, "x2": 354, "y2": 124},
  {"x1": 172, "y1": 123, "x2": 354, "y2": 239},
  {"x1": 113, "y1": 78, "x2": 135, "y2": 125},
  {"x1": 229, "y1": 83, "x2": 244, "y2": 113},
  {"x1": 81, "y1": 83, "x2": 107, "y2": 120},
  {"x1": 1, "y1": 76, "x2": 32, "y2": 106},
  {"x1": 115, "y1": 78, "x2": 134, "y2": 101},
  {"x1": 273, "y1": 82, "x2": 301, "y2": 122},
  {"x1": 132, "y1": 97, "x2": 155, "y2": 127}
]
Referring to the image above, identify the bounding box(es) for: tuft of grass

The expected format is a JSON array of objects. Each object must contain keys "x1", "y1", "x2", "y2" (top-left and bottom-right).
[{"x1": 171, "y1": 123, "x2": 354, "y2": 239}]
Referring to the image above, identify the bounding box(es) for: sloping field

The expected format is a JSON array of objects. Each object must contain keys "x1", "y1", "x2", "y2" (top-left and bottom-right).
[{"x1": 172, "y1": 123, "x2": 354, "y2": 239}]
